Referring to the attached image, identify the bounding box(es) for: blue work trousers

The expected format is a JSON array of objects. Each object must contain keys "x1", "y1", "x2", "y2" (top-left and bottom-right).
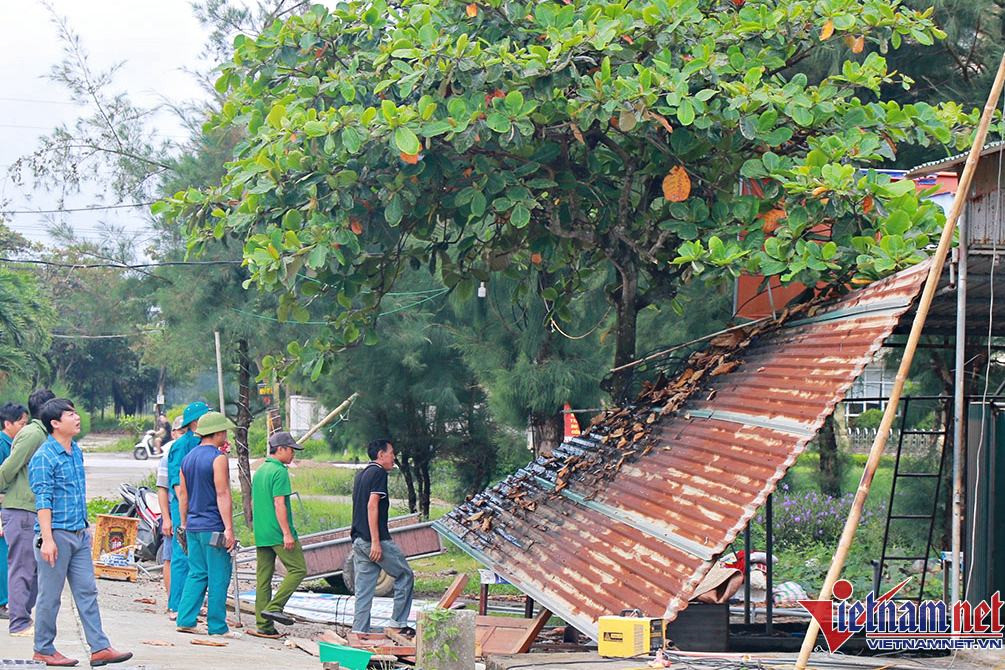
[
  {"x1": 167, "y1": 499, "x2": 189, "y2": 612},
  {"x1": 177, "y1": 531, "x2": 232, "y2": 635}
]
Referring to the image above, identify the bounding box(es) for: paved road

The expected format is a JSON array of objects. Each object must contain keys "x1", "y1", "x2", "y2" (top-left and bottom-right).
[{"x1": 83, "y1": 452, "x2": 159, "y2": 501}]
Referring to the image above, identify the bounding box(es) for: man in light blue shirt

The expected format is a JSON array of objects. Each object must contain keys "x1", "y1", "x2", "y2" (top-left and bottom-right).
[{"x1": 29, "y1": 398, "x2": 132, "y2": 668}]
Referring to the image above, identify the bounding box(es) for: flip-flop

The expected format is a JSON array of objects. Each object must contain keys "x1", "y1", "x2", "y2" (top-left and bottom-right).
[
  {"x1": 176, "y1": 626, "x2": 202, "y2": 635},
  {"x1": 247, "y1": 630, "x2": 285, "y2": 640},
  {"x1": 261, "y1": 610, "x2": 296, "y2": 626}
]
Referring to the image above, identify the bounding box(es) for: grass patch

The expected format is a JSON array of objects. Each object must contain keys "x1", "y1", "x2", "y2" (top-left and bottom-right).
[
  {"x1": 410, "y1": 543, "x2": 521, "y2": 597},
  {"x1": 87, "y1": 436, "x2": 135, "y2": 453},
  {"x1": 289, "y1": 463, "x2": 357, "y2": 496},
  {"x1": 87, "y1": 497, "x2": 119, "y2": 518}
]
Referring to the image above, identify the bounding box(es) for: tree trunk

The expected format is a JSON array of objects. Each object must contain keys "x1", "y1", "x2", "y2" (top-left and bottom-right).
[
  {"x1": 235, "y1": 338, "x2": 254, "y2": 524},
  {"x1": 818, "y1": 414, "x2": 844, "y2": 497},
  {"x1": 398, "y1": 456, "x2": 418, "y2": 513},
  {"x1": 608, "y1": 262, "x2": 639, "y2": 403},
  {"x1": 418, "y1": 459, "x2": 431, "y2": 519},
  {"x1": 529, "y1": 411, "x2": 564, "y2": 457}
]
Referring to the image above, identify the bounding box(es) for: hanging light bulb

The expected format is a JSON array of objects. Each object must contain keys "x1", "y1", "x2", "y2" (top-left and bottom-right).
[{"x1": 477, "y1": 281, "x2": 487, "y2": 298}]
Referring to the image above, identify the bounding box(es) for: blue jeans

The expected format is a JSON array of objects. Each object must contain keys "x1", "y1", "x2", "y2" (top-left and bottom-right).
[
  {"x1": 0, "y1": 534, "x2": 8, "y2": 608},
  {"x1": 168, "y1": 500, "x2": 189, "y2": 612},
  {"x1": 177, "y1": 531, "x2": 232, "y2": 635},
  {"x1": 351, "y1": 538, "x2": 414, "y2": 632},
  {"x1": 34, "y1": 529, "x2": 110, "y2": 655}
]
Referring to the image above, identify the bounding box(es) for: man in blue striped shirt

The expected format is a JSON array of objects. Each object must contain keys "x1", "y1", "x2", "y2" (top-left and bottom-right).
[{"x1": 28, "y1": 399, "x2": 132, "y2": 668}]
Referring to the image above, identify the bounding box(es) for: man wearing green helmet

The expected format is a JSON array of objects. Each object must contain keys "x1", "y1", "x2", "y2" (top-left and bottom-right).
[
  {"x1": 175, "y1": 411, "x2": 237, "y2": 637},
  {"x1": 162, "y1": 401, "x2": 209, "y2": 619}
]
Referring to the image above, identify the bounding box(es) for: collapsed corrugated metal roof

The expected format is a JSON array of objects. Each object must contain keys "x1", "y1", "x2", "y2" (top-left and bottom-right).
[{"x1": 432, "y1": 260, "x2": 932, "y2": 640}]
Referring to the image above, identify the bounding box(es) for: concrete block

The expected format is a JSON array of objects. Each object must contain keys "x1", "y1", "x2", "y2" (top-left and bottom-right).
[{"x1": 418, "y1": 608, "x2": 476, "y2": 670}]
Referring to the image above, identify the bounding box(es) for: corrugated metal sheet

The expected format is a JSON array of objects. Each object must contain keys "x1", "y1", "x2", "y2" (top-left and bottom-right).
[
  {"x1": 433, "y1": 261, "x2": 932, "y2": 640},
  {"x1": 905, "y1": 141, "x2": 1005, "y2": 177}
]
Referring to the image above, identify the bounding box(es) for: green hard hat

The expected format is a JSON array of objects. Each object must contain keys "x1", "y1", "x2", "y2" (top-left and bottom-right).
[{"x1": 194, "y1": 411, "x2": 235, "y2": 437}]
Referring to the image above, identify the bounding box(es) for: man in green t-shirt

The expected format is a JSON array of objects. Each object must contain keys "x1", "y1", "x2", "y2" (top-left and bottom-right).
[{"x1": 250, "y1": 431, "x2": 307, "y2": 638}]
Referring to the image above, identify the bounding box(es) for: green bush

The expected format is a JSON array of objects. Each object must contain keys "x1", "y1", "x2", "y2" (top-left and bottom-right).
[
  {"x1": 852, "y1": 408, "x2": 885, "y2": 429},
  {"x1": 117, "y1": 415, "x2": 151, "y2": 439},
  {"x1": 77, "y1": 406, "x2": 92, "y2": 439}
]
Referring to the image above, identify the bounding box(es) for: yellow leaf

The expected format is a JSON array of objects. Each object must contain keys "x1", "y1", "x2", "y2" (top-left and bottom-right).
[
  {"x1": 862, "y1": 195, "x2": 874, "y2": 214},
  {"x1": 571, "y1": 124, "x2": 586, "y2": 145},
  {"x1": 466, "y1": 3, "x2": 478, "y2": 17},
  {"x1": 820, "y1": 19, "x2": 834, "y2": 41},
  {"x1": 662, "y1": 166, "x2": 691, "y2": 202},
  {"x1": 400, "y1": 151, "x2": 420, "y2": 164},
  {"x1": 852, "y1": 35, "x2": 865, "y2": 53}
]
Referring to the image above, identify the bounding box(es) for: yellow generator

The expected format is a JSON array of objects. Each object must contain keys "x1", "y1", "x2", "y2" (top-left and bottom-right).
[{"x1": 597, "y1": 610, "x2": 664, "y2": 658}]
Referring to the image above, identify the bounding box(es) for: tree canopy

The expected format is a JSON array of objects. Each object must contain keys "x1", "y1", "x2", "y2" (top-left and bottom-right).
[{"x1": 162, "y1": 0, "x2": 977, "y2": 397}]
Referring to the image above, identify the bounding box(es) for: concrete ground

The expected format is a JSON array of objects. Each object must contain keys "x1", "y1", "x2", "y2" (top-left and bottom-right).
[
  {"x1": 2, "y1": 574, "x2": 331, "y2": 669},
  {"x1": 484, "y1": 650, "x2": 1002, "y2": 670}
]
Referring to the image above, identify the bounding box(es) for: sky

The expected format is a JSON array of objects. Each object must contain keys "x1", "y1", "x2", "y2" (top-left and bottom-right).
[{"x1": 0, "y1": 1, "x2": 213, "y2": 249}]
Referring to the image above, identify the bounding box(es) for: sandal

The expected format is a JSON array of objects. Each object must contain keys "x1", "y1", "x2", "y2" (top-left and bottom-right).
[{"x1": 247, "y1": 630, "x2": 285, "y2": 640}]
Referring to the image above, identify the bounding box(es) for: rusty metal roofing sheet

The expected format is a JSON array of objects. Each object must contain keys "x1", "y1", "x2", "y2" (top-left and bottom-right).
[{"x1": 432, "y1": 260, "x2": 932, "y2": 640}]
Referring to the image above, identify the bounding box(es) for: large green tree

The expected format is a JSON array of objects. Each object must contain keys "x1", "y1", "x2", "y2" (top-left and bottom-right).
[{"x1": 163, "y1": 0, "x2": 974, "y2": 398}]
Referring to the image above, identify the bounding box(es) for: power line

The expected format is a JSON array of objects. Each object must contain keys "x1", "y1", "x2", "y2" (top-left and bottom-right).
[
  {"x1": 0, "y1": 257, "x2": 242, "y2": 270},
  {"x1": 2, "y1": 202, "x2": 157, "y2": 214},
  {"x1": 0, "y1": 96, "x2": 79, "y2": 105},
  {"x1": 50, "y1": 331, "x2": 155, "y2": 339}
]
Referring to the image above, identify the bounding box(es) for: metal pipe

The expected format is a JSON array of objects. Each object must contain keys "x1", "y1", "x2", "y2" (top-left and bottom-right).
[
  {"x1": 743, "y1": 523, "x2": 752, "y2": 625},
  {"x1": 952, "y1": 203, "x2": 969, "y2": 605},
  {"x1": 214, "y1": 330, "x2": 226, "y2": 413},
  {"x1": 765, "y1": 494, "x2": 773, "y2": 635}
]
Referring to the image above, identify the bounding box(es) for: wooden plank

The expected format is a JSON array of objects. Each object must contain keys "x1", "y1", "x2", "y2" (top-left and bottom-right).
[
  {"x1": 474, "y1": 609, "x2": 551, "y2": 656},
  {"x1": 285, "y1": 637, "x2": 320, "y2": 657},
  {"x1": 94, "y1": 564, "x2": 138, "y2": 582},
  {"x1": 436, "y1": 573, "x2": 470, "y2": 609},
  {"x1": 385, "y1": 629, "x2": 415, "y2": 646}
]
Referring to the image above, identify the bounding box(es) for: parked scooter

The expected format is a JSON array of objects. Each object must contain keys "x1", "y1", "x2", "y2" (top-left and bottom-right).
[
  {"x1": 109, "y1": 483, "x2": 163, "y2": 563},
  {"x1": 132, "y1": 430, "x2": 160, "y2": 460}
]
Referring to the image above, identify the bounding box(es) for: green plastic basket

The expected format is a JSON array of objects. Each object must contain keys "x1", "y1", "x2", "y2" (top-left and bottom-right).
[{"x1": 318, "y1": 642, "x2": 374, "y2": 670}]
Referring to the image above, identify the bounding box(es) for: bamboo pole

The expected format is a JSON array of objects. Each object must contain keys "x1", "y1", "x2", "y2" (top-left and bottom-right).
[
  {"x1": 295, "y1": 392, "x2": 359, "y2": 445},
  {"x1": 794, "y1": 50, "x2": 1005, "y2": 670}
]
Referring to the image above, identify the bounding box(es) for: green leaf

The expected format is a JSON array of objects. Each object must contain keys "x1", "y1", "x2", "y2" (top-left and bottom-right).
[
  {"x1": 470, "y1": 191, "x2": 487, "y2": 216},
  {"x1": 393, "y1": 126, "x2": 421, "y2": 154},
  {"x1": 677, "y1": 99, "x2": 695, "y2": 126},
  {"x1": 306, "y1": 245, "x2": 327, "y2": 269},
  {"x1": 505, "y1": 91, "x2": 525, "y2": 115},
  {"x1": 885, "y1": 210, "x2": 911, "y2": 235},
  {"x1": 486, "y1": 112, "x2": 512, "y2": 133},
  {"x1": 310, "y1": 356, "x2": 324, "y2": 382},
  {"x1": 304, "y1": 120, "x2": 327, "y2": 137},
  {"x1": 385, "y1": 194, "x2": 404, "y2": 225},
  {"x1": 266, "y1": 104, "x2": 286, "y2": 129},
  {"x1": 342, "y1": 127, "x2": 363, "y2": 153},
  {"x1": 510, "y1": 205, "x2": 531, "y2": 228},
  {"x1": 282, "y1": 210, "x2": 303, "y2": 229}
]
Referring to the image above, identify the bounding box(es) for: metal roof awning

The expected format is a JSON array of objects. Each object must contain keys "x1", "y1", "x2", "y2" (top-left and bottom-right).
[
  {"x1": 906, "y1": 140, "x2": 1005, "y2": 177},
  {"x1": 433, "y1": 261, "x2": 933, "y2": 640}
]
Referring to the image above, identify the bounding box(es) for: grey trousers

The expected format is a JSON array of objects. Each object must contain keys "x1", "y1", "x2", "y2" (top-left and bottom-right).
[
  {"x1": 1, "y1": 508, "x2": 38, "y2": 633},
  {"x1": 351, "y1": 538, "x2": 414, "y2": 632},
  {"x1": 34, "y1": 529, "x2": 110, "y2": 655}
]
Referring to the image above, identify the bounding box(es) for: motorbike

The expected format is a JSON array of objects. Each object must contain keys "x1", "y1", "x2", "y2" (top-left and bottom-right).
[
  {"x1": 132, "y1": 430, "x2": 161, "y2": 460},
  {"x1": 109, "y1": 483, "x2": 163, "y2": 563}
]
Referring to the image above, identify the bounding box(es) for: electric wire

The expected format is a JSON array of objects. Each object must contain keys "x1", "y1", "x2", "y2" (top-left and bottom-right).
[
  {"x1": 0, "y1": 257, "x2": 242, "y2": 269},
  {"x1": 2, "y1": 202, "x2": 157, "y2": 214}
]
